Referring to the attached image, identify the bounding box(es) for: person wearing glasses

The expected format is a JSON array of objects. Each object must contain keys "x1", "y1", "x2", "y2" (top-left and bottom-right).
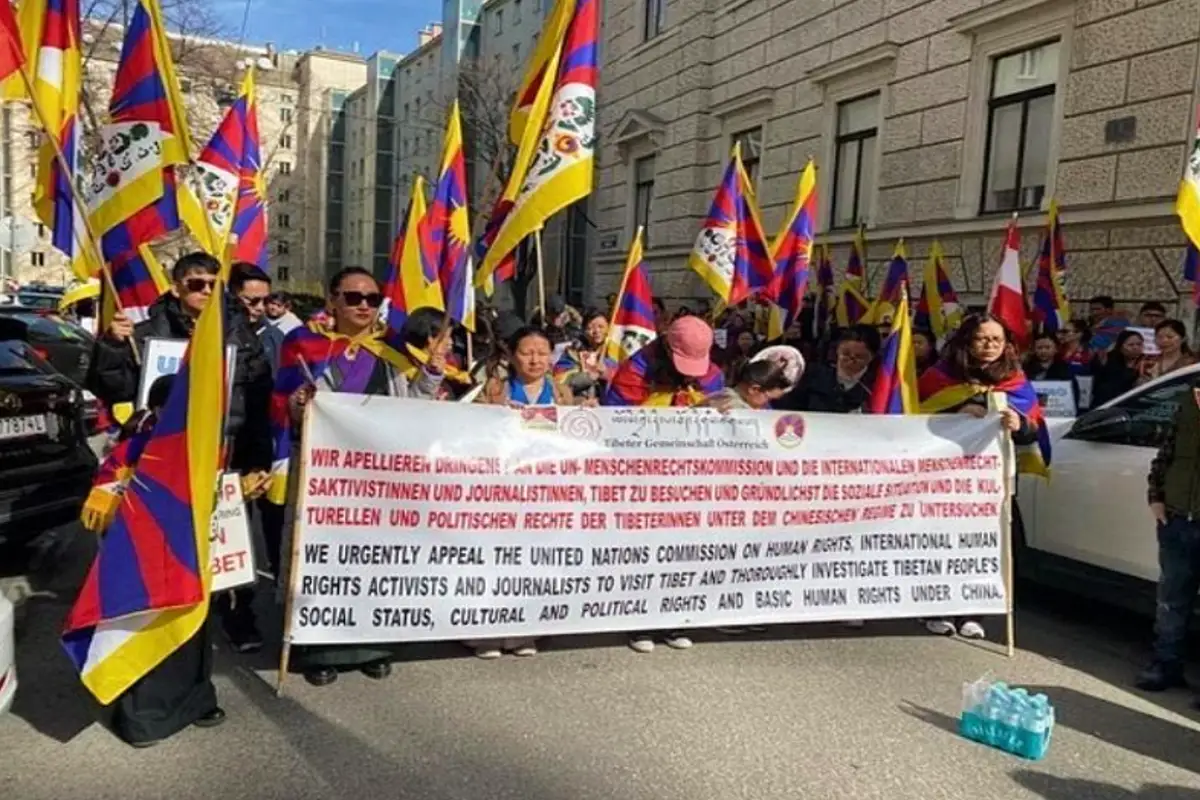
[{"x1": 275, "y1": 266, "x2": 449, "y2": 688}]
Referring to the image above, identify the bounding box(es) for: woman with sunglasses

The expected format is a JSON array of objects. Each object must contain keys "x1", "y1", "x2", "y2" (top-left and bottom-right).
[{"x1": 273, "y1": 266, "x2": 450, "y2": 688}]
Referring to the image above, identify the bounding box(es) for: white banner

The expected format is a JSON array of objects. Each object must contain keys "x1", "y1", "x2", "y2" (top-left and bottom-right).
[
  {"x1": 138, "y1": 338, "x2": 238, "y2": 409},
  {"x1": 286, "y1": 396, "x2": 1009, "y2": 645},
  {"x1": 1031, "y1": 380, "x2": 1077, "y2": 418},
  {"x1": 210, "y1": 473, "x2": 256, "y2": 593}
]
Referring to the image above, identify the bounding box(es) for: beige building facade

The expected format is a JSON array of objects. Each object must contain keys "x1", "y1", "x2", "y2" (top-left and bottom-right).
[{"x1": 591, "y1": 0, "x2": 1200, "y2": 317}]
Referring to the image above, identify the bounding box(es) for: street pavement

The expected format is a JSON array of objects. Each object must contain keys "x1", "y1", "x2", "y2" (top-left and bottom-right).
[{"x1": 2, "y1": 528, "x2": 1200, "y2": 800}]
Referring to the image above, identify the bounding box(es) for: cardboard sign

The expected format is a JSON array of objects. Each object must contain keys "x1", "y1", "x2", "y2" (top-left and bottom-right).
[
  {"x1": 210, "y1": 472, "x2": 256, "y2": 593},
  {"x1": 1032, "y1": 380, "x2": 1077, "y2": 418},
  {"x1": 1129, "y1": 327, "x2": 1159, "y2": 356},
  {"x1": 138, "y1": 337, "x2": 237, "y2": 409},
  {"x1": 1075, "y1": 375, "x2": 1094, "y2": 410}
]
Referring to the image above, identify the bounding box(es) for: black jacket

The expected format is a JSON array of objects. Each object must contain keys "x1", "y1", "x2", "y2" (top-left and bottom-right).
[
  {"x1": 777, "y1": 363, "x2": 875, "y2": 414},
  {"x1": 88, "y1": 293, "x2": 273, "y2": 472}
]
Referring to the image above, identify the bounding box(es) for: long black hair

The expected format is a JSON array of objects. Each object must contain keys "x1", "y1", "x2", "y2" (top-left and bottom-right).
[{"x1": 940, "y1": 313, "x2": 1023, "y2": 386}]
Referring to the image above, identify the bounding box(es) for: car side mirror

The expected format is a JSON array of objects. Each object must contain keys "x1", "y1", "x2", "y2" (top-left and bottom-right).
[{"x1": 1069, "y1": 407, "x2": 1132, "y2": 442}]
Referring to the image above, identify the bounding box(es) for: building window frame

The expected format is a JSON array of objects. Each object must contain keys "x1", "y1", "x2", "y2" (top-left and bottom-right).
[
  {"x1": 952, "y1": 0, "x2": 1073, "y2": 220},
  {"x1": 830, "y1": 93, "x2": 880, "y2": 231},
  {"x1": 643, "y1": 0, "x2": 665, "y2": 41},
  {"x1": 632, "y1": 154, "x2": 656, "y2": 249}
]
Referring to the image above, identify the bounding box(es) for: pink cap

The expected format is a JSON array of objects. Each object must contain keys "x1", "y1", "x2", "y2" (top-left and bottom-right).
[{"x1": 666, "y1": 316, "x2": 714, "y2": 377}]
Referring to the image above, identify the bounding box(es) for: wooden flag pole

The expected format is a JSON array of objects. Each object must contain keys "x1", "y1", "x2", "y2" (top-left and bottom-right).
[
  {"x1": 989, "y1": 392, "x2": 1018, "y2": 659},
  {"x1": 276, "y1": 400, "x2": 314, "y2": 697},
  {"x1": 534, "y1": 228, "x2": 547, "y2": 323}
]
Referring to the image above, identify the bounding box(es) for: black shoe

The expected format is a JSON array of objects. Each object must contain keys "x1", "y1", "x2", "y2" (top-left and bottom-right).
[
  {"x1": 222, "y1": 615, "x2": 264, "y2": 654},
  {"x1": 304, "y1": 667, "x2": 338, "y2": 687},
  {"x1": 129, "y1": 738, "x2": 161, "y2": 748},
  {"x1": 1135, "y1": 662, "x2": 1187, "y2": 692},
  {"x1": 361, "y1": 661, "x2": 392, "y2": 680},
  {"x1": 193, "y1": 707, "x2": 226, "y2": 729}
]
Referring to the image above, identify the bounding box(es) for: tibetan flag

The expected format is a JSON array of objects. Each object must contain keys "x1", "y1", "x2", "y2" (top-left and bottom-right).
[
  {"x1": 475, "y1": 0, "x2": 595, "y2": 291},
  {"x1": 836, "y1": 282, "x2": 871, "y2": 328},
  {"x1": 603, "y1": 339, "x2": 725, "y2": 408},
  {"x1": 814, "y1": 243, "x2": 835, "y2": 336},
  {"x1": 107, "y1": 242, "x2": 169, "y2": 322},
  {"x1": 846, "y1": 226, "x2": 866, "y2": 290},
  {"x1": 0, "y1": 0, "x2": 24, "y2": 82},
  {"x1": 1178, "y1": 106, "x2": 1200, "y2": 252},
  {"x1": 1185, "y1": 242, "x2": 1200, "y2": 306},
  {"x1": 1032, "y1": 200, "x2": 1069, "y2": 333},
  {"x1": 919, "y1": 361, "x2": 1051, "y2": 477},
  {"x1": 914, "y1": 241, "x2": 962, "y2": 340},
  {"x1": 20, "y1": 0, "x2": 94, "y2": 281},
  {"x1": 988, "y1": 218, "x2": 1031, "y2": 352},
  {"x1": 768, "y1": 159, "x2": 817, "y2": 331},
  {"x1": 688, "y1": 144, "x2": 775, "y2": 304},
  {"x1": 383, "y1": 174, "x2": 442, "y2": 332},
  {"x1": 89, "y1": 0, "x2": 191, "y2": 243},
  {"x1": 509, "y1": 0, "x2": 577, "y2": 144},
  {"x1": 867, "y1": 290, "x2": 918, "y2": 414},
  {"x1": 180, "y1": 68, "x2": 266, "y2": 266},
  {"x1": 869, "y1": 240, "x2": 909, "y2": 325},
  {"x1": 421, "y1": 102, "x2": 474, "y2": 331},
  {"x1": 604, "y1": 228, "x2": 657, "y2": 363},
  {"x1": 62, "y1": 269, "x2": 227, "y2": 705}
]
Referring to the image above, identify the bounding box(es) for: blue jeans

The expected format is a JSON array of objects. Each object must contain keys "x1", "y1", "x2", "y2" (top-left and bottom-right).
[{"x1": 1153, "y1": 515, "x2": 1200, "y2": 667}]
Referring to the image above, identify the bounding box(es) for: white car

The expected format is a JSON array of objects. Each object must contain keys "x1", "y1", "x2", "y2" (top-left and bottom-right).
[
  {"x1": 0, "y1": 592, "x2": 15, "y2": 715},
  {"x1": 1017, "y1": 364, "x2": 1200, "y2": 610}
]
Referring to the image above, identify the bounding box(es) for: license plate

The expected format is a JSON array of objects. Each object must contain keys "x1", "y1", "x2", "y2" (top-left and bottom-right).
[{"x1": 0, "y1": 415, "x2": 48, "y2": 441}]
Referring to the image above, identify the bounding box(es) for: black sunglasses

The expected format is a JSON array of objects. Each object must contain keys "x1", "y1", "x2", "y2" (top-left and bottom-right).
[
  {"x1": 240, "y1": 295, "x2": 266, "y2": 307},
  {"x1": 339, "y1": 291, "x2": 384, "y2": 309},
  {"x1": 184, "y1": 277, "x2": 217, "y2": 293}
]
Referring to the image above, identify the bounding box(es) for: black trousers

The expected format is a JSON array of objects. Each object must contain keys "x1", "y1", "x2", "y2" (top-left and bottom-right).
[{"x1": 111, "y1": 618, "x2": 217, "y2": 745}]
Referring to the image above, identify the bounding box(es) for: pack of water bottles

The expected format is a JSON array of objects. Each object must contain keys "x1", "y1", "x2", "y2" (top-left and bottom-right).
[{"x1": 958, "y1": 677, "x2": 1054, "y2": 760}]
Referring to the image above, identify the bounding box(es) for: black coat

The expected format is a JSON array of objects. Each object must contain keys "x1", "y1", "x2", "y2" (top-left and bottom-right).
[
  {"x1": 777, "y1": 363, "x2": 875, "y2": 414},
  {"x1": 87, "y1": 292, "x2": 273, "y2": 472}
]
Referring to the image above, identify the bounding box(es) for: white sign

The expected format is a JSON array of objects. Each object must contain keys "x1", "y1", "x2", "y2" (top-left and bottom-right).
[
  {"x1": 1129, "y1": 327, "x2": 1159, "y2": 356},
  {"x1": 1075, "y1": 375, "x2": 1094, "y2": 411},
  {"x1": 138, "y1": 337, "x2": 238, "y2": 409},
  {"x1": 1031, "y1": 380, "x2": 1077, "y2": 418},
  {"x1": 285, "y1": 396, "x2": 1009, "y2": 645},
  {"x1": 210, "y1": 473, "x2": 256, "y2": 593}
]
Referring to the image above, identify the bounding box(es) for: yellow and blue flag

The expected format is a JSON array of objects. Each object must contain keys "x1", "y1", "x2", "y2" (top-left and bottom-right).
[
  {"x1": 421, "y1": 102, "x2": 474, "y2": 331},
  {"x1": 1032, "y1": 200, "x2": 1069, "y2": 333},
  {"x1": 604, "y1": 228, "x2": 657, "y2": 364},
  {"x1": 914, "y1": 240, "x2": 962, "y2": 340},
  {"x1": 869, "y1": 240, "x2": 909, "y2": 324},
  {"x1": 867, "y1": 289, "x2": 918, "y2": 414},
  {"x1": 768, "y1": 159, "x2": 817, "y2": 331},
  {"x1": 1178, "y1": 108, "x2": 1200, "y2": 252},
  {"x1": 383, "y1": 174, "x2": 443, "y2": 331}
]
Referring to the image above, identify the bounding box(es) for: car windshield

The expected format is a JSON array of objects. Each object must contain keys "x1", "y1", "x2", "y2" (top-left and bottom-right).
[
  {"x1": 0, "y1": 340, "x2": 47, "y2": 374},
  {"x1": 0, "y1": 310, "x2": 90, "y2": 343}
]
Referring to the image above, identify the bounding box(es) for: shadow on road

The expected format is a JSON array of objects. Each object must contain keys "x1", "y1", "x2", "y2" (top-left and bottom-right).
[
  {"x1": 1011, "y1": 771, "x2": 1200, "y2": 799},
  {"x1": 900, "y1": 684, "x2": 1200, "y2": 776}
]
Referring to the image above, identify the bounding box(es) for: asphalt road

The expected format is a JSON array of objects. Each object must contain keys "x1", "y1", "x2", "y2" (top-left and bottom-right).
[{"x1": 2, "y1": 528, "x2": 1200, "y2": 800}]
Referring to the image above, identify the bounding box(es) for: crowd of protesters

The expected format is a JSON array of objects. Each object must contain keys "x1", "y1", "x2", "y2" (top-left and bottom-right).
[{"x1": 75, "y1": 251, "x2": 1200, "y2": 746}]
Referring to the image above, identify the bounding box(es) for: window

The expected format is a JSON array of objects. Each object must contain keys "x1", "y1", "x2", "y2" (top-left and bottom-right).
[
  {"x1": 1072, "y1": 376, "x2": 1192, "y2": 448},
  {"x1": 30, "y1": 251, "x2": 44, "y2": 267},
  {"x1": 179, "y1": 77, "x2": 193, "y2": 93},
  {"x1": 633, "y1": 155, "x2": 656, "y2": 248},
  {"x1": 643, "y1": 0, "x2": 665, "y2": 41},
  {"x1": 35, "y1": 223, "x2": 44, "y2": 237},
  {"x1": 277, "y1": 240, "x2": 290, "y2": 255},
  {"x1": 733, "y1": 127, "x2": 764, "y2": 187},
  {"x1": 514, "y1": 0, "x2": 522, "y2": 22},
  {"x1": 280, "y1": 134, "x2": 293, "y2": 149},
  {"x1": 831, "y1": 93, "x2": 879, "y2": 229},
  {"x1": 280, "y1": 107, "x2": 293, "y2": 124},
  {"x1": 278, "y1": 161, "x2": 292, "y2": 175},
  {"x1": 282, "y1": 94, "x2": 293, "y2": 105},
  {"x1": 279, "y1": 189, "x2": 291, "y2": 203},
  {"x1": 981, "y1": 41, "x2": 1058, "y2": 214},
  {"x1": 513, "y1": 43, "x2": 521, "y2": 61},
  {"x1": 277, "y1": 266, "x2": 290, "y2": 281},
  {"x1": 495, "y1": 9, "x2": 503, "y2": 33},
  {"x1": 278, "y1": 213, "x2": 291, "y2": 228}
]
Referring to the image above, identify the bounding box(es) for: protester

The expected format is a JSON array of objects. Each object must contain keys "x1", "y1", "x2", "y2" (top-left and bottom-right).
[
  {"x1": 1137, "y1": 373, "x2": 1200, "y2": 696},
  {"x1": 778, "y1": 325, "x2": 879, "y2": 414},
  {"x1": 1023, "y1": 333, "x2": 1073, "y2": 382},
  {"x1": 553, "y1": 310, "x2": 613, "y2": 399},
  {"x1": 535, "y1": 294, "x2": 582, "y2": 345},
  {"x1": 1090, "y1": 330, "x2": 1145, "y2": 406},
  {"x1": 1136, "y1": 301, "x2": 1167, "y2": 328},
  {"x1": 231, "y1": 265, "x2": 285, "y2": 376},
  {"x1": 911, "y1": 328, "x2": 939, "y2": 375},
  {"x1": 481, "y1": 326, "x2": 574, "y2": 408},
  {"x1": 652, "y1": 297, "x2": 669, "y2": 334},
  {"x1": 604, "y1": 315, "x2": 723, "y2": 652},
  {"x1": 919, "y1": 314, "x2": 1040, "y2": 640},
  {"x1": 400, "y1": 307, "x2": 470, "y2": 400},
  {"x1": 1087, "y1": 295, "x2": 1128, "y2": 352},
  {"x1": 1139, "y1": 319, "x2": 1195, "y2": 383},
  {"x1": 724, "y1": 328, "x2": 758, "y2": 383},
  {"x1": 1056, "y1": 320, "x2": 1092, "y2": 375},
  {"x1": 265, "y1": 291, "x2": 303, "y2": 335},
  {"x1": 704, "y1": 347, "x2": 803, "y2": 412},
  {"x1": 278, "y1": 266, "x2": 448, "y2": 687}
]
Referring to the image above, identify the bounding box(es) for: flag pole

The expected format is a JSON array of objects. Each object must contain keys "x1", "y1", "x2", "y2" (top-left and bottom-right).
[
  {"x1": 14, "y1": 66, "x2": 130, "y2": 331},
  {"x1": 534, "y1": 227, "x2": 547, "y2": 323},
  {"x1": 276, "y1": 400, "x2": 314, "y2": 697},
  {"x1": 603, "y1": 226, "x2": 641, "y2": 355}
]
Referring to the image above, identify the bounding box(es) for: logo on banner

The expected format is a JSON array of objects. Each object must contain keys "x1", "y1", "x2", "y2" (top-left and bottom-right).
[
  {"x1": 560, "y1": 408, "x2": 602, "y2": 441},
  {"x1": 774, "y1": 414, "x2": 806, "y2": 449},
  {"x1": 520, "y1": 406, "x2": 559, "y2": 431}
]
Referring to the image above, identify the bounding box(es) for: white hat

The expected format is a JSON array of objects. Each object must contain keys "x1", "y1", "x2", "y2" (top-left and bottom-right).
[{"x1": 751, "y1": 345, "x2": 806, "y2": 391}]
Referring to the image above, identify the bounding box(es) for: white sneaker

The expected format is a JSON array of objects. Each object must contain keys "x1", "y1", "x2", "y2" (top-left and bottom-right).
[
  {"x1": 925, "y1": 619, "x2": 957, "y2": 636},
  {"x1": 512, "y1": 644, "x2": 538, "y2": 657},
  {"x1": 629, "y1": 636, "x2": 655, "y2": 653},
  {"x1": 664, "y1": 633, "x2": 693, "y2": 650},
  {"x1": 843, "y1": 619, "x2": 865, "y2": 629},
  {"x1": 474, "y1": 647, "x2": 502, "y2": 659},
  {"x1": 958, "y1": 620, "x2": 986, "y2": 640}
]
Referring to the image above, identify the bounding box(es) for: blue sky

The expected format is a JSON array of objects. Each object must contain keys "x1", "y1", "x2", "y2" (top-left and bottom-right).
[{"x1": 220, "y1": 0, "x2": 434, "y2": 57}]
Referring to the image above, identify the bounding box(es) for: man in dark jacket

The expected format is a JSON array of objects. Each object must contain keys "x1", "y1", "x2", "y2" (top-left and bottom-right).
[
  {"x1": 89, "y1": 252, "x2": 275, "y2": 651},
  {"x1": 230, "y1": 263, "x2": 285, "y2": 376},
  {"x1": 1137, "y1": 379, "x2": 1200, "y2": 700}
]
